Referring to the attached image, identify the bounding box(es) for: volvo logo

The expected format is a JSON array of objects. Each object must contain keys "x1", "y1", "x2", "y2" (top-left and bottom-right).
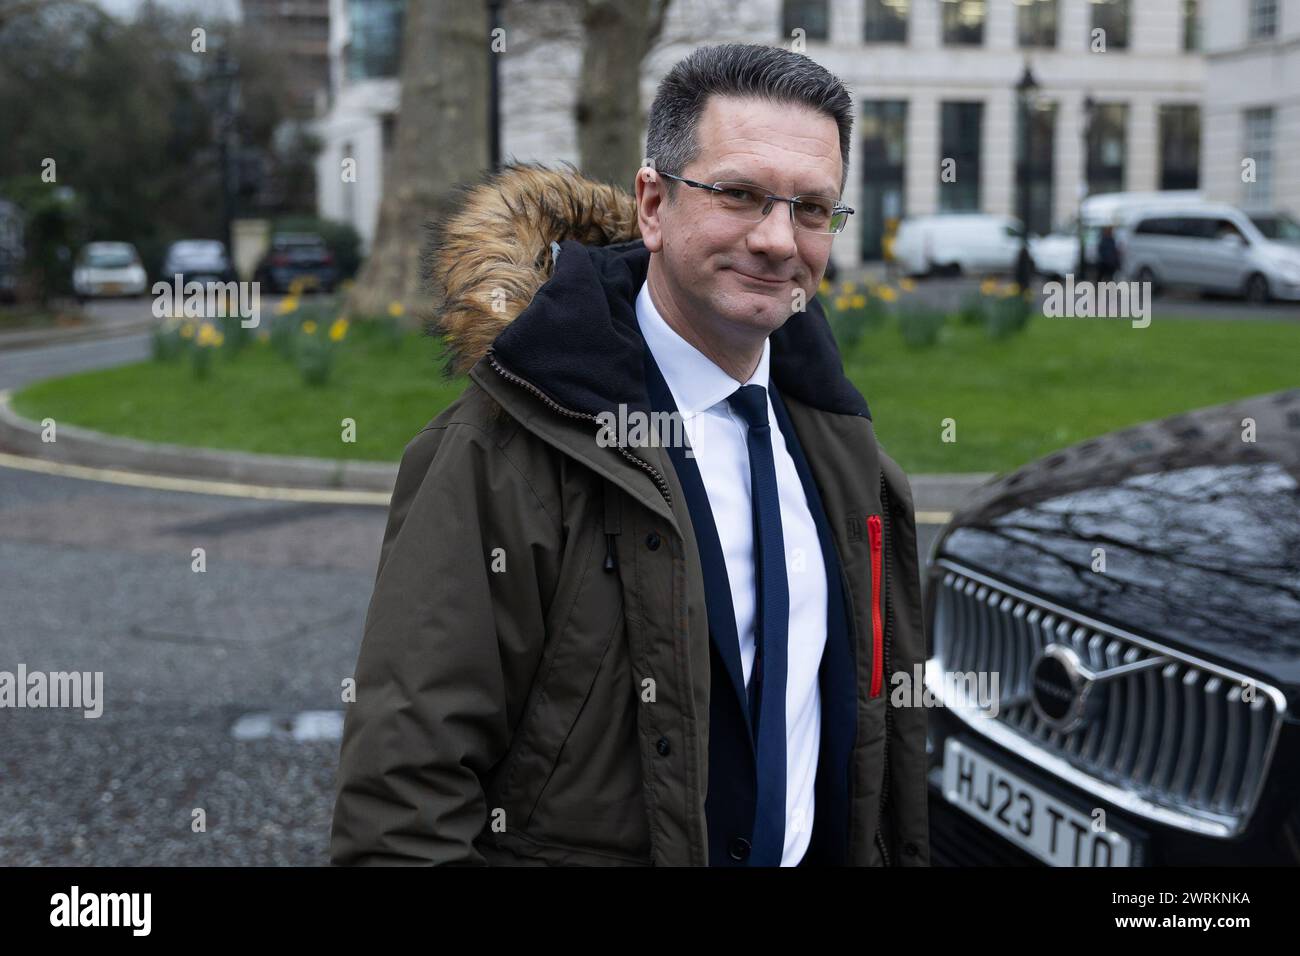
[{"x1": 1030, "y1": 644, "x2": 1169, "y2": 734}]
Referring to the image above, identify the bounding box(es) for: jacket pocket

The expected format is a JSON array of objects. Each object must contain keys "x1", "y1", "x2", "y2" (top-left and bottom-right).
[{"x1": 867, "y1": 513, "x2": 884, "y2": 699}]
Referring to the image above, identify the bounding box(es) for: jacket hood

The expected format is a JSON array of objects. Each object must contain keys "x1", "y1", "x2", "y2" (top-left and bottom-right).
[{"x1": 426, "y1": 162, "x2": 871, "y2": 421}]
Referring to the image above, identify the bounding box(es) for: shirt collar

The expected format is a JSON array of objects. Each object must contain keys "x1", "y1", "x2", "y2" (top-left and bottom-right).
[{"x1": 635, "y1": 279, "x2": 770, "y2": 415}]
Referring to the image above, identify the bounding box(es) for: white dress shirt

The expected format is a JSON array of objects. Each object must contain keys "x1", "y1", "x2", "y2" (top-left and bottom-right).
[{"x1": 636, "y1": 280, "x2": 829, "y2": 866}]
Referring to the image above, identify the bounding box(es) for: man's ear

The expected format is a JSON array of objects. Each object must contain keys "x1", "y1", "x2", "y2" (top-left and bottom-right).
[{"x1": 635, "y1": 166, "x2": 665, "y2": 253}]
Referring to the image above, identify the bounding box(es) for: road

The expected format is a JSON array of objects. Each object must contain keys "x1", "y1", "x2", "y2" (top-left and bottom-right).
[{"x1": 0, "y1": 295, "x2": 944, "y2": 865}]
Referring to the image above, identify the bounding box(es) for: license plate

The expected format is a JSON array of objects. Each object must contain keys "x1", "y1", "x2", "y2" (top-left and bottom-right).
[
  {"x1": 942, "y1": 739, "x2": 1132, "y2": 866},
  {"x1": 102, "y1": 282, "x2": 122, "y2": 293}
]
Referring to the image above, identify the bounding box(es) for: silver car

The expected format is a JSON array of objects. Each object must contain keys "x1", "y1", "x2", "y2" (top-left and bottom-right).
[{"x1": 1120, "y1": 202, "x2": 1300, "y2": 303}]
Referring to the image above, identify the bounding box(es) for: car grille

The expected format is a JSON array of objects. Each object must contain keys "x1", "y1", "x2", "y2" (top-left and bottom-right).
[{"x1": 930, "y1": 560, "x2": 1286, "y2": 837}]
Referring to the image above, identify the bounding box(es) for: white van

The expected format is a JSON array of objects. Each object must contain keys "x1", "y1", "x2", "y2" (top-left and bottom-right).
[
  {"x1": 892, "y1": 213, "x2": 1026, "y2": 277},
  {"x1": 1028, "y1": 191, "x2": 1202, "y2": 279},
  {"x1": 1120, "y1": 201, "x2": 1300, "y2": 302}
]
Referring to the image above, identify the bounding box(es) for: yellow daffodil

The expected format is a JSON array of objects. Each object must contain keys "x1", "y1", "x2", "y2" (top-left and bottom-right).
[
  {"x1": 980, "y1": 278, "x2": 999, "y2": 296},
  {"x1": 850, "y1": 294, "x2": 866, "y2": 309},
  {"x1": 877, "y1": 285, "x2": 898, "y2": 303},
  {"x1": 329, "y1": 317, "x2": 349, "y2": 342},
  {"x1": 387, "y1": 301, "x2": 404, "y2": 318},
  {"x1": 899, "y1": 278, "x2": 916, "y2": 292},
  {"x1": 179, "y1": 322, "x2": 195, "y2": 339},
  {"x1": 840, "y1": 281, "x2": 856, "y2": 294},
  {"x1": 276, "y1": 296, "x2": 299, "y2": 316},
  {"x1": 818, "y1": 279, "x2": 830, "y2": 294},
  {"x1": 196, "y1": 323, "x2": 219, "y2": 347},
  {"x1": 302, "y1": 320, "x2": 318, "y2": 335},
  {"x1": 1003, "y1": 283, "x2": 1021, "y2": 297}
]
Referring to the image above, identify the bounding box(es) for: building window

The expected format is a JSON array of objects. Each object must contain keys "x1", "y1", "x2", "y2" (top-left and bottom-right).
[
  {"x1": 1182, "y1": 0, "x2": 1199, "y2": 51},
  {"x1": 782, "y1": 0, "x2": 829, "y2": 41},
  {"x1": 941, "y1": 0, "x2": 984, "y2": 46},
  {"x1": 1242, "y1": 107, "x2": 1274, "y2": 209},
  {"x1": 1089, "y1": 0, "x2": 1130, "y2": 50},
  {"x1": 1248, "y1": 0, "x2": 1278, "y2": 41},
  {"x1": 860, "y1": 100, "x2": 907, "y2": 260},
  {"x1": 1017, "y1": 100, "x2": 1057, "y2": 236},
  {"x1": 1086, "y1": 103, "x2": 1128, "y2": 196},
  {"x1": 864, "y1": 0, "x2": 909, "y2": 43},
  {"x1": 1158, "y1": 105, "x2": 1200, "y2": 190},
  {"x1": 347, "y1": 0, "x2": 404, "y2": 80},
  {"x1": 1018, "y1": 0, "x2": 1057, "y2": 48},
  {"x1": 939, "y1": 101, "x2": 983, "y2": 211}
]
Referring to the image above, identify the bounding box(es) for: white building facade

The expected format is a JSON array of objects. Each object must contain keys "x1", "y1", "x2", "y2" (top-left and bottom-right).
[
  {"x1": 1201, "y1": 0, "x2": 1300, "y2": 215},
  {"x1": 318, "y1": 0, "x2": 1209, "y2": 265}
]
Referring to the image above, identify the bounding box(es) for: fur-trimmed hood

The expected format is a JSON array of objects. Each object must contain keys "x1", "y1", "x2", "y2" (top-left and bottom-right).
[
  {"x1": 427, "y1": 162, "x2": 642, "y2": 376},
  {"x1": 425, "y1": 162, "x2": 871, "y2": 421}
]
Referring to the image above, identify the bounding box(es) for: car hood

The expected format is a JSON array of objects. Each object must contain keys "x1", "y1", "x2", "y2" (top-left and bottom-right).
[{"x1": 938, "y1": 389, "x2": 1300, "y2": 699}]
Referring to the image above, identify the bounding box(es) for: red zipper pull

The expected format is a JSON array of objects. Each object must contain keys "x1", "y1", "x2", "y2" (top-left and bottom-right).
[{"x1": 867, "y1": 514, "x2": 884, "y2": 698}]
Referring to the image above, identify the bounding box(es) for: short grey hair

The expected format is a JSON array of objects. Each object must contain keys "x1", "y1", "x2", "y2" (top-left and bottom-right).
[{"x1": 644, "y1": 43, "x2": 854, "y2": 198}]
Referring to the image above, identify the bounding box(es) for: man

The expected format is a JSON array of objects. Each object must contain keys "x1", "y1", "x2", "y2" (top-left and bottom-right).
[
  {"x1": 1096, "y1": 224, "x2": 1121, "y2": 283},
  {"x1": 330, "y1": 43, "x2": 929, "y2": 867}
]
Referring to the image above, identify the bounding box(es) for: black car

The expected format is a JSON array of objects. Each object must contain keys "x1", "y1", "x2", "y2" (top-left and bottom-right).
[
  {"x1": 254, "y1": 233, "x2": 338, "y2": 294},
  {"x1": 924, "y1": 389, "x2": 1300, "y2": 865}
]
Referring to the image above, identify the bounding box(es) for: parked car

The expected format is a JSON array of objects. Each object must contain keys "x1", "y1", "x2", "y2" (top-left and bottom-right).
[
  {"x1": 925, "y1": 389, "x2": 1300, "y2": 865},
  {"x1": 159, "y1": 239, "x2": 235, "y2": 286},
  {"x1": 1121, "y1": 201, "x2": 1300, "y2": 302},
  {"x1": 254, "y1": 233, "x2": 337, "y2": 293},
  {"x1": 892, "y1": 213, "x2": 1026, "y2": 278},
  {"x1": 72, "y1": 242, "x2": 148, "y2": 299},
  {"x1": 1028, "y1": 191, "x2": 1203, "y2": 280},
  {"x1": 1247, "y1": 211, "x2": 1300, "y2": 247}
]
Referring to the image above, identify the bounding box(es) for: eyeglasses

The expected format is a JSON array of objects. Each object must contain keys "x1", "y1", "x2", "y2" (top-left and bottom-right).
[{"x1": 657, "y1": 172, "x2": 854, "y2": 235}]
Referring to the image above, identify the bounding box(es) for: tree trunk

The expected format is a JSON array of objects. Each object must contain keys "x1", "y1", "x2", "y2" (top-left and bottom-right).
[
  {"x1": 345, "y1": 0, "x2": 489, "y2": 319},
  {"x1": 574, "y1": 0, "x2": 669, "y2": 191}
]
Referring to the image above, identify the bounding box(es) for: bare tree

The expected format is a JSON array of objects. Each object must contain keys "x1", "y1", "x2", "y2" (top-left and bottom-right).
[
  {"x1": 573, "y1": 0, "x2": 670, "y2": 189},
  {"x1": 345, "y1": 0, "x2": 489, "y2": 318}
]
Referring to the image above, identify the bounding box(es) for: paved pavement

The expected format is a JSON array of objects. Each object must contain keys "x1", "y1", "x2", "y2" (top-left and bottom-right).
[{"x1": 0, "y1": 465, "x2": 383, "y2": 864}]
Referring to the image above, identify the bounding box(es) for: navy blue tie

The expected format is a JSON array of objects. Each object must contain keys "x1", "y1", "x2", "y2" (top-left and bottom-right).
[{"x1": 727, "y1": 383, "x2": 788, "y2": 866}]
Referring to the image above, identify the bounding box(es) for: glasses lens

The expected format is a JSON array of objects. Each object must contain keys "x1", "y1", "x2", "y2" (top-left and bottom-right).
[
  {"x1": 711, "y1": 183, "x2": 769, "y2": 221},
  {"x1": 792, "y1": 197, "x2": 838, "y2": 233}
]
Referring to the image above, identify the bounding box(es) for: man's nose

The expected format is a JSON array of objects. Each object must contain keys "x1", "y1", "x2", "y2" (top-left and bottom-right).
[{"x1": 746, "y1": 202, "x2": 798, "y2": 259}]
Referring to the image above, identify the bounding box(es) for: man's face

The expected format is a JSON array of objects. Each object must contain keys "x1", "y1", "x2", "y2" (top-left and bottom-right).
[{"x1": 639, "y1": 95, "x2": 843, "y2": 341}]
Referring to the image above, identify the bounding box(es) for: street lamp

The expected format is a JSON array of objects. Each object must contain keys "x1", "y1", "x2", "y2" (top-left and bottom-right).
[
  {"x1": 1079, "y1": 93, "x2": 1097, "y2": 281},
  {"x1": 1014, "y1": 62, "x2": 1040, "y2": 290},
  {"x1": 208, "y1": 46, "x2": 240, "y2": 259}
]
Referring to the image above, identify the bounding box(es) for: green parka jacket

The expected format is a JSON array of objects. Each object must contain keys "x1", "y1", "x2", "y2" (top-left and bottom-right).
[{"x1": 329, "y1": 164, "x2": 930, "y2": 866}]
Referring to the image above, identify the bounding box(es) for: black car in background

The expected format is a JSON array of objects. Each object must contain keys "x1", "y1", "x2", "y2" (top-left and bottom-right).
[
  {"x1": 254, "y1": 233, "x2": 337, "y2": 293},
  {"x1": 925, "y1": 390, "x2": 1300, "y2": 865}
]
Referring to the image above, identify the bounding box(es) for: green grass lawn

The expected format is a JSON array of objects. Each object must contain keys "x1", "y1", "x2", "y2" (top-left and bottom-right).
[
  {"x1": 10, "y1": 313, "x2": 1299, "y2": 474},
  {"x1": 847, "y1": 315, "x2": 1298, "y2": 472},
  {"x1": 12, "y1": 329, "x2": 467, "y2": 462}
]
